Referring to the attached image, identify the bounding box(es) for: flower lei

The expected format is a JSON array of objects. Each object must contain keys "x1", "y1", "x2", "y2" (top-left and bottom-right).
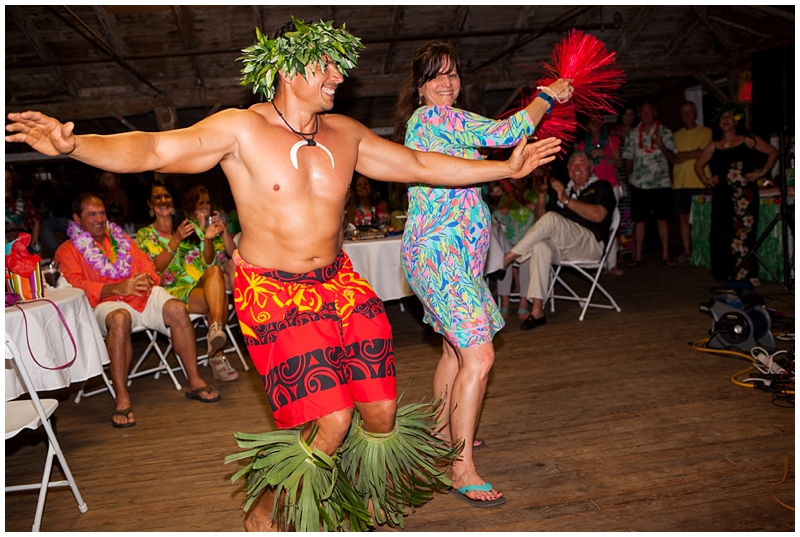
[
  {"x1": 238, "y1": 16, "x2": 364, "y2": 102},
  {"x1": 67, "y1": 221, "x2": 133, "y2": 279},
  {"x1": 637, "y1": 121, "x2": 661, "y2": 154}
]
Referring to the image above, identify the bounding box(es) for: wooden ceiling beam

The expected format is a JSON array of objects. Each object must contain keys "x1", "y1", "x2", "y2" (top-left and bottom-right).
[
  {"x1": 92, "y1": 6, "x2": 143, "y2": 94},
  {"x1": 614, "y1": 6, "x2": 658, "y2": 55},
  {"x1": 171, "y1": 6, "x2": 207, "y2": 95},
  {"x1": 470, "y1": 5, "x2": 593, "y2": 72},
  {"x1": 663, "y1": 17, "x2": 701, "y2": 58},
  {"x1": 693, "y1": 74, "x2": 731, "y2": 104},
  {"x1": 707, "y1": 6, "x2": 790, "y2": 40},
  {"x1": 746, "y1": 6, "x2": 794, "y2": 22},
  {"x1": 7, "y1": 6, "x2": 78, "y2": 98},
  {"x1": 382, "y1": 5, "x2": 405, "y2": 74},
  {"x1": 498, "y1": 6, "x2": 538, "y2": 80},
  {"x1": 6, "y1": 86, "x2": 254, "y2": 123},
  {"x1": 51, "y1": 6, "x2": 164, "y2": 95},
  {"x1": 692, "y1": 6, "x2": 731, "y2": 50}
]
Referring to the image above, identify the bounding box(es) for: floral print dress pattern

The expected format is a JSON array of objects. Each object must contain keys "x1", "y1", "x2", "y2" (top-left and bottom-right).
[
  {"x1": 136, "y1": 221, "x2": 226, "y2": 302},
  {"x1": 402, "y1": 105, "x2": 535, "y2": 347},
  {"x1": 707, "y1": 142, "x2": 759, "y2": 281}
]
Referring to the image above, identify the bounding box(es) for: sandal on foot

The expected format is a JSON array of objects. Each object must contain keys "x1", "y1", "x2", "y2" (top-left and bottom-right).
[
  {"x1": 627, "y1": 259, "x2": 645, "y2": 268},
  {"x1": 185, "y1": 385, "x2": 221, "y2": 403},
  {"x1": 209, "y1": 355, "x2": 239, "y2": 382},
  {"x1": 608, "y1": 266, "x2": 624, "y2": 276},
  {"x1": 111, "y1": 407, "x2": 136, "y2": 428},
  {"x1": 517, "y1": 308, "x2": 531, "y2": 319},
  {"x1": 449, "y1": 482, "x2": 506, "y2": 507},
  {"x1": 660, "y1": 258, "x2": 677, "y2": 267},
  {"x1": 207, "y1": 322, "x2": 227, "y2": 356}
]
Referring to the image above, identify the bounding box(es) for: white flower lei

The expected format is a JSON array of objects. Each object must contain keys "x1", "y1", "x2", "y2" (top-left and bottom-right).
[{"x1": 67, "y1": 221, "x2": 133, "y2": 279}]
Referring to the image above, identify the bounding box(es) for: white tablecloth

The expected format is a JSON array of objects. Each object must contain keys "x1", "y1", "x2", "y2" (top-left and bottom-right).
[
  {"x1": 5, "y1": 288, "x2": 110, "y2": 401},
  {"x1": 342, "y1": 235, "x2": 413, "y2": 302}
]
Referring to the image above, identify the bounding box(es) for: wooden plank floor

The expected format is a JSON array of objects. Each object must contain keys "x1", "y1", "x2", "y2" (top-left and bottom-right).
[{"x1": 5, "y1": 259, "x2": 795, "y2": 531}]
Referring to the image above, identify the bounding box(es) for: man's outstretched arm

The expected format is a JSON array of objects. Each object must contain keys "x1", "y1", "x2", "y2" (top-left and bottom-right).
[
  {"x1": 354, "y1": 122, "x2": 561, "y2": 186},
  {"x1": 6, "y1": 109, "x2": 243, "y2": 175}
]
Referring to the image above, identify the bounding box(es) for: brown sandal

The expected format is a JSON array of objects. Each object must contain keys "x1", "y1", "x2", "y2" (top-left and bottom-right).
[{"x1": 111, "y1": 407, "x2": 136, "y2": 428}]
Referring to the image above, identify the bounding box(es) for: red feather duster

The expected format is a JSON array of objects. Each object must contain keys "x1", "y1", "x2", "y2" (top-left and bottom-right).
[{"x1": 502, "y1": 30, "x2": 625, "y2": 153}]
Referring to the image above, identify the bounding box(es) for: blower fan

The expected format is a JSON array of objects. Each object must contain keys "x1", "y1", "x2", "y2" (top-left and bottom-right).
[{"x1": 700, "y1": 291, "x2": 775, "y2": 353}]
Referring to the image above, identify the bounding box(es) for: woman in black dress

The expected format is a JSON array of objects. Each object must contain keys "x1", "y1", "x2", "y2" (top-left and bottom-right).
[{"x1": 694, "y1": 105, "x2": 778, "y2": 281}]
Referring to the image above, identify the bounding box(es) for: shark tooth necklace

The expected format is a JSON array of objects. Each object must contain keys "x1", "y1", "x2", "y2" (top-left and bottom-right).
[{"x1": 272, "y1": 101, "x2": 335, "y2": 170}]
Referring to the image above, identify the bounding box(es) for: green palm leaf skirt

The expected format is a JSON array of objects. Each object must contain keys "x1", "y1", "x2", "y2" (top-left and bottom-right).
[
  {"x1": 225, "y1": 400, "x2": 459, "y2": 531},
  {"x1": 338, "y1": 400, "x2": 460, "y2": 528}
]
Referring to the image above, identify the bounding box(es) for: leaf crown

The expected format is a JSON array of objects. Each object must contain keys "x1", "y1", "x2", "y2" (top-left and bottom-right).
[
  {"x1": 711, "y1": 102, "x2": 747, "y2": 123},
  {"x1": 238, "y1": 16, "x2": 364, "y2": 102}
]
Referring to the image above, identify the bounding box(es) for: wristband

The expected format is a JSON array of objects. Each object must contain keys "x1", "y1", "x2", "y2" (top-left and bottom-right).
[
  {"x1": 563, "y1": 197, "x2": 570, "y2": 207},
  {"x1": 535, "y1": 92, "x2": 554, "y2": 114}
]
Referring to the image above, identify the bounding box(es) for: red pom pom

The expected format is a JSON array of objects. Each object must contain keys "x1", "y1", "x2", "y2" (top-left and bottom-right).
[
  {"x1": 544, "y1": 29, "x2": 625, "y2": 116},
  {"x1": 500, "y1": 30, "x2": 624, "y2": 155}
]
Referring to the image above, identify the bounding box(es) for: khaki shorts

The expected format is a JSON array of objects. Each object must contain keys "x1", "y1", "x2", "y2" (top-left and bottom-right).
[{"x1": 93, "y1": 286, "x2": 174, "y2": 337}]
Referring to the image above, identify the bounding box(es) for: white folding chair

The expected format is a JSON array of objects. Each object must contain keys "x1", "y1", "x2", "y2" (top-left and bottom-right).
[
  {"x1": 74, "y1": 325, "x2": 183, "y2": 403},
  {"x1": 163, "y1": 307, "x2": 249, "y2": 378},
  {"x1": 6, "y1": 333, "x2": 88, "y2": 532},
  {"x1": 546, "y1": 208, "x2": 622, "y2": 321}
]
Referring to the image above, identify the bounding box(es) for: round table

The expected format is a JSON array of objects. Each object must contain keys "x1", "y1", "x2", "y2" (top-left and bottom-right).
[
  {"x1": 342, "y1": 235, "x2": 413, "y2": 302},
  {"x1": 5, "y1": 288, "x2": 110, "y2": 401}
]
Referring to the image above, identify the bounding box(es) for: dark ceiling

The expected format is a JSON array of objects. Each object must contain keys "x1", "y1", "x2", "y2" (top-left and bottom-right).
[{"x1": 5, "y1": 5, "x2": 795, "y2": 162}]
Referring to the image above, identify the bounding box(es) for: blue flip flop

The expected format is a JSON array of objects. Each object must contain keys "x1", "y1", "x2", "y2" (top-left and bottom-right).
[{"x1": 449, "y1": 482, "x2": 506, "y2": 507}]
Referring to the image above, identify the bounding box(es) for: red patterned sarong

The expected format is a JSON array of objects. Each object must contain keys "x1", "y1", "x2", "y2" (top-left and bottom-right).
[{"x1": 233, "y1": 249, "x2": 397, "y2": 429}]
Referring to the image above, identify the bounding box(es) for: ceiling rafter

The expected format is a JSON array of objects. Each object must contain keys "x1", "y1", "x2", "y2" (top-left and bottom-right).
[
  {"x1": 692, "y1": 6, "x2": 731, "y2": 51},
  {"x1": 382, "y1": 5, "x2": 405, "y2": 75},
  {"x1": 663, "y1": 17, "x2": 702, "y2": 58},
  {"x1": 450, "y1": 5, "x2": 472, "y2": 51},
  {"x1": 92, "y1": 6, "x2": 143, "y2": 94},
  {"x1": 50, "y1": 6, "x2": 163, "y2": 94},
  {"x1": 614, "y1": 6, "x2": 658, "y2": 55},
  {"x1": 707, "y1": 6, "x2": 787, "y2": 40},
  {"x1": 171, "y1": 6, "x2": 206, "y2": 95},
  {"x1": 746, "y1": 6, "x2": 794, "y2": 22},
  {"x1": 498, "y1": 6, "x2": 538, "y2": 80},
  {"x1": 471, "y1": 5, "x2": 593, "y2": 72},
  {"x1": 7, "y1": 6, "x2": 78, "y2": 98}
]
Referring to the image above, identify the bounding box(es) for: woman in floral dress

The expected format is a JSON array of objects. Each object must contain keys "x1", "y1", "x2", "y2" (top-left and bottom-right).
[
  {"x1": 393, "y1": 41, "x2": 572, "y2": 506},
  {"x1": 136, "y1": 181, "x2": 238, "y2": 381},
  {"x1": 694, "y1": 105, "x2": 778, "y2": 282}
]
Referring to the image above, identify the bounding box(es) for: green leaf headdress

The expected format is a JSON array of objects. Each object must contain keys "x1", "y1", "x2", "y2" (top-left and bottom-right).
[
  {"x1": 711, "y1": 102, "x2": 747, "y2": 123},
  {"x1": 238, "y1": 16, "x2": 365, "y2": 102}
]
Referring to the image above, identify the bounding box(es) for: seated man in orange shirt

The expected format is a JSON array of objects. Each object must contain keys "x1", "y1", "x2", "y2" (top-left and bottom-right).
[{"x1": 55, "y1": 193, "x2": 220, "y2": 428}]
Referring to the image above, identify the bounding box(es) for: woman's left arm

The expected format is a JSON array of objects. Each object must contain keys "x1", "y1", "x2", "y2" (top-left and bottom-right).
[{"x1": 746, "y1": 136, "x2": 780, "y2": 182}]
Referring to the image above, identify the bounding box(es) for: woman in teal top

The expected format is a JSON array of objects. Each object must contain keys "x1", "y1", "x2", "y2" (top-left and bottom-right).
[{"x1": 393, "y1": 41, "x2": 573, "y2": 506}]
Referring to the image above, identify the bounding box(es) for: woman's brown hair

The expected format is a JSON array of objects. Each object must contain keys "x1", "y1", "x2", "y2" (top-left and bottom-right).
[{"x1": 392, "y1": 41, "x2": 463, "y2": 144}]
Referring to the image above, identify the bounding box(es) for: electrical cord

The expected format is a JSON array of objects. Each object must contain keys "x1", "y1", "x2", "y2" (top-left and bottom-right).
[{"x1": 692, "y1": 337, "x2": 795, "y2": 395}]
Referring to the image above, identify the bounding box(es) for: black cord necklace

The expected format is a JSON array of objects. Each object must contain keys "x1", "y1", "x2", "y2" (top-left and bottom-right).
[{"x1": 272, "y1": 101, "x2": 318, "y2": 146}]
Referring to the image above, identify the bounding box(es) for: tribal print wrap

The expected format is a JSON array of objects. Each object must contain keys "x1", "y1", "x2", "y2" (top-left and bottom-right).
[{"x1": 233, "y1": 249, "x2": 396, "y2": 428}]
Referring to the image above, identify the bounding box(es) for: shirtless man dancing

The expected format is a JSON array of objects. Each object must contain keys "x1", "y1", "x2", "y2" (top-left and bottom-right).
[{"x1": 7, "y1": 18, "x2": 563, "y2": 531}]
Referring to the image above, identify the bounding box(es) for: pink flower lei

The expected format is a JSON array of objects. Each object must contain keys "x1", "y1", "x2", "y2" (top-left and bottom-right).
[{"x1": 67, "y1": 221, "x2": 133, "y2": 279}]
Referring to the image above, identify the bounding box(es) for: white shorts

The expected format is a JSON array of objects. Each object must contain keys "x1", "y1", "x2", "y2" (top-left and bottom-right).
[{"x1": 93, "y1": 286, "x2": 175, "y2": 337}]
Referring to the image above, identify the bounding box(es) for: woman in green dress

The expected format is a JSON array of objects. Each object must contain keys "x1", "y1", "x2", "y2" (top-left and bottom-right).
[{"x1": 136, "y1": 181, "x2": 238, "y2": 381}]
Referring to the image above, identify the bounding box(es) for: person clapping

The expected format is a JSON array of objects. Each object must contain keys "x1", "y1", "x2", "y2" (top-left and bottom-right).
[{"x1": 136, "y1": 181, "x2": 238, "y2": 381}]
